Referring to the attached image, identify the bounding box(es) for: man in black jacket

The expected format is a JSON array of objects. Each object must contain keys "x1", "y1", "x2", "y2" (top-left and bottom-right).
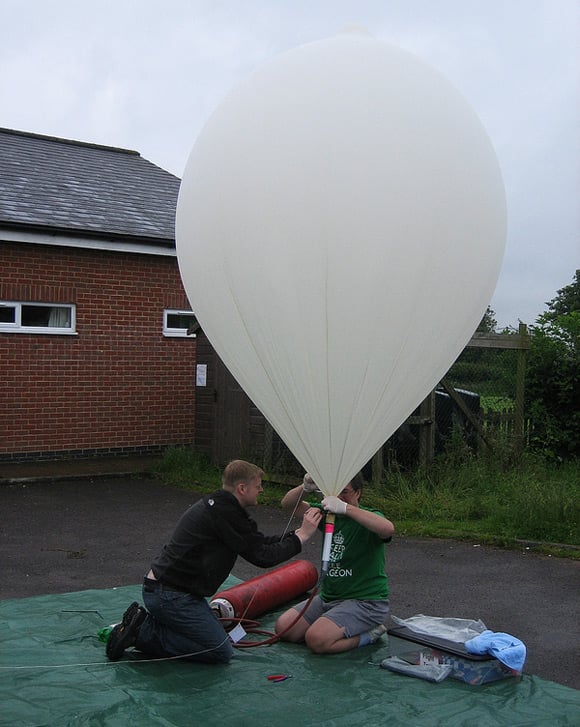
[{"x1": 106, "y1": 459, "x2": 322, "y2": 663}]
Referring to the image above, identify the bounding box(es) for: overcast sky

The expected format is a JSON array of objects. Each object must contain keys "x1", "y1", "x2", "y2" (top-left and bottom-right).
[{"x1": 1, "y1": 0, "x2": 578, "y2": 329}]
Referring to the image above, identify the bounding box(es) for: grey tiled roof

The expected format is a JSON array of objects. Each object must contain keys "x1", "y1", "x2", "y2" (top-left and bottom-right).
[{"x1": 0, "y1": 128, "x2": 180, "y2": 244}]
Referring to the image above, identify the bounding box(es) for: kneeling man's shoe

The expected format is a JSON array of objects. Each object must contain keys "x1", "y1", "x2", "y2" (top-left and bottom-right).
[{"x1": 106, "y1": 602, "x2": 146, "y2": 661}]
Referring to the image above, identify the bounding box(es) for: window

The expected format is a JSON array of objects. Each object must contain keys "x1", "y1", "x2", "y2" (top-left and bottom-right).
[
  {"x1": 163, "y1": 309, "x2": 198, "y2": 338},
  {"x1": 0, "y1": 302, "x2": 76, "y2": 334}
]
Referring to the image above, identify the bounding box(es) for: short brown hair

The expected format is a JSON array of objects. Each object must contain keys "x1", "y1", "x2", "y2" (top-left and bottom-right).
[
  {"x1": 350, "y1": 472, "x2": 364, "y2": 494},
  {"x1": 222, "y1": 460, "x2": 264, "y2": 490}
]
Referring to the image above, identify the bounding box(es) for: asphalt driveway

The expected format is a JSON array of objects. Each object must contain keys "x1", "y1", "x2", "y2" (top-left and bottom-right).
[{"x1": 1, "y1": 475, "x2": 578, "y2": 690}]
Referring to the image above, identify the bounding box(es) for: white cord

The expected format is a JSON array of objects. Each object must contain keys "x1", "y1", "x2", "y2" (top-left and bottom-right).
[
  {"x1": 280, "y1": 490, "x2": 306, "y2": 539},
  {"x1": 0, "y1": 635, "x2": 233, "y2": 670}
]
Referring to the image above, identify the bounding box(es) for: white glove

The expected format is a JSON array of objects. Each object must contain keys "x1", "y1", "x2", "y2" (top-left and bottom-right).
[
  {"x1": 321, "y1": 496, "x2": 347, "y2": 515},
  {"x1": 302, "y1": 474, "x2": 318, "y2": 493}
]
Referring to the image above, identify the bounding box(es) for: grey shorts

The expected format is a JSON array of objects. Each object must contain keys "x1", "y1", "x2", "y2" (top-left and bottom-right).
[{"x1": 293, "y1": 595, "x2": 390, "y2": 638}]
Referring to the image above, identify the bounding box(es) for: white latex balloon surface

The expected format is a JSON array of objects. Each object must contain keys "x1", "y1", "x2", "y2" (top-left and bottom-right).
[{"x1": 176, "y1": 32, "x2": 506, "y2": 496}]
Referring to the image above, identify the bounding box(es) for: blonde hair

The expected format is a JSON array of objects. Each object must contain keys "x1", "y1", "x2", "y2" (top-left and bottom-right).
[{"x1": 222, "y1": 460, "x2": 264, "y2": 490}]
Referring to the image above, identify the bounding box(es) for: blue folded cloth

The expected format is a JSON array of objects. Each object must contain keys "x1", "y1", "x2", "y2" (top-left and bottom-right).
[{"x1": 464, "y1": 630, "x2": 526, "y2": 672}]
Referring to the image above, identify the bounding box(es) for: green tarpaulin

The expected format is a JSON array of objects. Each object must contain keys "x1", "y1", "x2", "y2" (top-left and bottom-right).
[{"x1": 1, "y1": 582, "x2": 578, "y2": 726}]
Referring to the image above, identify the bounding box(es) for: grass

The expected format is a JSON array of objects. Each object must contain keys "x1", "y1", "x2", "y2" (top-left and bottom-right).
[
  {"x1": 480, "y1": 395, "x2": 515, "y2": 412},
  {"x1": 152, "y1": 447, "x2": 580, "y2": 559},
  {"x1": 365, "y1": 455, "x2": 580, "y2": 557},
  {"x1": 151, "y1": 447, "x2": 222, "y2": 488}
]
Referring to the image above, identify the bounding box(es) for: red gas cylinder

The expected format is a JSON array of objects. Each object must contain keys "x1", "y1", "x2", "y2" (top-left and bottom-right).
[{"x1": 210, "y1": 559, "x2": 318, "y2": 622}]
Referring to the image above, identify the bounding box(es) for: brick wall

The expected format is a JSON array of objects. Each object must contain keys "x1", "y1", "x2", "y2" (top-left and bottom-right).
[{"x1": 0, "y1": 242, "x2": 196, "y2": 460}]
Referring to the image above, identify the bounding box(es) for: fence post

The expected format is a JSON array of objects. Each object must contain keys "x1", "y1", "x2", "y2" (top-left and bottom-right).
[
  {"x1": 418, "y1": 390, "x2": 435, "y2": 467},
  {"x1": 440, "y1": 378, "x2": 494, "y2": 452},
  {"x1": 372, "y1": 446, "x2": 384, "y2": 484},
  {"x1": 513, "y1": 322, "x2": 529, "y2": 456}
]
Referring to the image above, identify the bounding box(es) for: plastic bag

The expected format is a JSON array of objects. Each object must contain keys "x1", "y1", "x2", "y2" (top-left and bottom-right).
[
  {"x1": 381, "y1": 656, "x2": 453, "y2": 683},
  {"x1": 390, "y1": 614, "x2": 487, "y2": 644}
]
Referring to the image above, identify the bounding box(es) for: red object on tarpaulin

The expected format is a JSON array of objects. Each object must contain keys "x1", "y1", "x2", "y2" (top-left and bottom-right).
[{"x1": 210, "y1": 559, "x2": 318, "y2": 621}]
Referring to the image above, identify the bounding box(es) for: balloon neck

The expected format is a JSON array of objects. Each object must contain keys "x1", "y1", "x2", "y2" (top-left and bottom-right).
[{"x1": 319, "y1": 513, "x2": 336, "y2": 583}]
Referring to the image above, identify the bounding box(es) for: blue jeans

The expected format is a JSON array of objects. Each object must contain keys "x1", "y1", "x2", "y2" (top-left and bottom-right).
[{"x1": 135, "y1": 579, "x2": 234, "y2": 664}]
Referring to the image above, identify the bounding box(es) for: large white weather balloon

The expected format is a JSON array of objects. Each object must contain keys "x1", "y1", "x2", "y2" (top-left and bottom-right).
[{"x1": 176, "y1": 31, "x2": 506, "y2": 496}]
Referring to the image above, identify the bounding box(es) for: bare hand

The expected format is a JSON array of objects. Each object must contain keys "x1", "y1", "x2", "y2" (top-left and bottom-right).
[{"x1": 296, "y1": 507, "x2": 323, "y2": 542}]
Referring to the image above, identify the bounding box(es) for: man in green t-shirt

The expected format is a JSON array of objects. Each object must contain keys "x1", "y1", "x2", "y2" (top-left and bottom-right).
[{"x1": 275, "y1": 473, "x2": 395, "y2": 654}]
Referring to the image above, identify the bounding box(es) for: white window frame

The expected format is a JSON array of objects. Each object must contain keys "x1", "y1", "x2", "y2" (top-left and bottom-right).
[
  {"x1": 0, "y1": 301, "x2": 77, "y2": 335},
  {"x1": 163, "y1": 309, "x2": 198, "y2": 338}
]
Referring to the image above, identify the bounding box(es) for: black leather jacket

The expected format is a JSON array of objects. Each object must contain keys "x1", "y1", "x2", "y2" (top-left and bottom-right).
[{"x1": 150, "y1": 490, "x2": 301, "y2": 596}]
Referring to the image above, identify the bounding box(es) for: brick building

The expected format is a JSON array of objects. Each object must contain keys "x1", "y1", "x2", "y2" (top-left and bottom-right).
[
  {"x1": 0, "y1": 127, "x2": 497, "y2": 473},
  {"x1": 0, "y1": 128, "x2": 197, "y2": 462}
]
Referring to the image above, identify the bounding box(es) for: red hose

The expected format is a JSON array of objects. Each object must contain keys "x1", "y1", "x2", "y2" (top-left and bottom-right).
[{"x1": 226, "y1": 584, "x2": 319, "y2": 648}]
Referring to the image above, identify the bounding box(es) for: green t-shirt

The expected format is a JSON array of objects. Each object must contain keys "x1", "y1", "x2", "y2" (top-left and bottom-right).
[{"x1": 314, "y1": 505, "x2": 389, "y2": 602}]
